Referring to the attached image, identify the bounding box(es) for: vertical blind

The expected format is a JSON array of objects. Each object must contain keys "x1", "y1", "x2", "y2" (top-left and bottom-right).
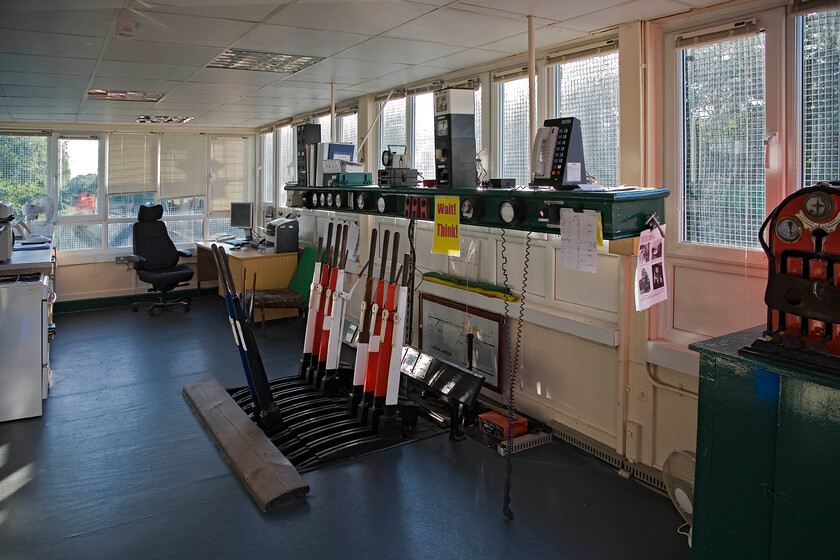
[
  {"x1": 210, "y1": 135, "x2": 249, "y2": 213},
  {"x1": 160, "y1": 134, "x2": 207, "y2": 200},
  {"x1": 107, "y1": 133, "x2": 156, "y2": 195}
]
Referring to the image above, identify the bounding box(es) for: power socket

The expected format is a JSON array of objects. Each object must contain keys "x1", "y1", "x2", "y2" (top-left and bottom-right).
[{"x1": 115, "y1": 255, "x2": 129, "y2": 264}]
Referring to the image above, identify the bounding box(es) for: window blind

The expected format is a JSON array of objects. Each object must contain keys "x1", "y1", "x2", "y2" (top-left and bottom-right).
[
  {"x1": 210, "y1": 135, "x2": 249, "y2": 214},
  {"x1": 160, "y1": 133, "x2": 207, "y2": 200},
  {"x1": 107, "y1": 133, "x2": 156, "y2": 195}
]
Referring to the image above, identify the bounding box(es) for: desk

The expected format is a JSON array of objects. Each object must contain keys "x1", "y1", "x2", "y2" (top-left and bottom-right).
[
  {"x1": 0, "y1": 244, "x2": 54, "y2": 275},
  {"x1": 195, "y1": 242, "x2": 299, "y2": 322}
]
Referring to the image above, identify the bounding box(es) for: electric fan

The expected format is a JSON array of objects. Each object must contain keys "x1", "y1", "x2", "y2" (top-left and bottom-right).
[
  {"x1": 663, "y1": 449, "x2": 696, "y2": 547},
  {"x1": 18, "y1": 194, "x2": 56, "y2": 241}
]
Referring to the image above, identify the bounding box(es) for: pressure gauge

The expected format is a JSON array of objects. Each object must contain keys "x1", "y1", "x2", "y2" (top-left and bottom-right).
[
  {"x1": 804, "y1": 192, "x2": 834, "y2": 220},
  {"x1": 460, "y1": 198, "x2": 485, "y2": 223},
  {"x1": 326, "y1": 192, "x2": 334, "y2": 208},
  {"x1": 776, "y1": 217, "x2": 803, "y2": 243},
  {"x1": 377, "y1": 195, "x2": 396, "y2": 214},
  {"x1": 318, "y1": 193, "x2": 326, "y2": 208},
  {"x1": 377, "y1": 196, "x2": 387, "y2": 213},
  {"x1": 498, "y1": 199, "x2": 526, "y2": 225},
  {"x1": 382, "y1": 150, "x2": 393, "y2": 167},
  {"x1": 356, "y1": 193, "x2": 368, "y2": 211},
  {"x1": 335, "y1": 192, "x2": 343, "y2": 209},
  {"x1": 309, "y1": 192, "x2": 319, "y2": 208}
]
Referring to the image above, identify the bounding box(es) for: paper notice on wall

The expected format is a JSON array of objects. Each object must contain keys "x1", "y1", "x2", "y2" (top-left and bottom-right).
[
  {"x1": 635, "y1": 225, "x2": 667, "y2": 311},
  {"x1": 559, "y1": 208, "x2": 599, "y2": 273},
  {"x1": 346, "y1": 221, "x2": 360, "y2": 262},
  {"x1": 432, "y1": 196, "x2": 460, "y2": 256}
]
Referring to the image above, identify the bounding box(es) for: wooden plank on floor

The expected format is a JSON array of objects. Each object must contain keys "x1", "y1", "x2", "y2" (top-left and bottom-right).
[{"x1": 183, "y1": 377, "x2": 309, "y2": 512}]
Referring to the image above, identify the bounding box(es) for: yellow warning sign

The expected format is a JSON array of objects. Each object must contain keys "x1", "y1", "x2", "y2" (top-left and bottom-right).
[{"x1": 432, "y1": 196, "x2": 460, "y2": 256}]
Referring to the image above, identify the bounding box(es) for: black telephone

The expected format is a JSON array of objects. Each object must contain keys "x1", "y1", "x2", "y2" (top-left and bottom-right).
[{"x1": 531, "y1": 117, "x2": 586, "y2": 190}]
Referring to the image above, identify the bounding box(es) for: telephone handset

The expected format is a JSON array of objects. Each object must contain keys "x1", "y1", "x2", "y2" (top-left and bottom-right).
[{"x1": 532, "y1": 126, "x2": 559, "y2": 178}]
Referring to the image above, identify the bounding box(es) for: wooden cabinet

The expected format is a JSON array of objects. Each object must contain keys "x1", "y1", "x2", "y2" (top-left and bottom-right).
[
  {"x1": 196, "y1": 242, "x2": 298, "y2": 322},
  {"x1": 690, "y1": 327, "x2": 840, "y2": 559}
]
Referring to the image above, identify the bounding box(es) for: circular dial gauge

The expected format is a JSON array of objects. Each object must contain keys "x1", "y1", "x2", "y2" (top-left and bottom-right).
[
  {"x1": 326, "y1": 193, "x2": 333, "y2": 207},
  {"x1": 335, "y1": 193, "x2": 343, "y2": 208},
  {"x1": 377, "y1": 196, "x2": 386, "y2": 213},
  {"x1": 310, "y1": 192, "x2": 318, "y2": 207},
  {"x1": 498, "y1": 199, "x2": 526, "y2": 225},
  {"x1": 461, "y1": 199, "x2": 476, "y2": 221},
  {"x1": 804, "y1": 192, "x2": 834, "y2": 220},
  {"x1": 460, "y1": 198, "x2": 484, "y2": 222},
  {"x1": 356, "y1": 193, "x2": 366, "y2": 210},
  {"x1": 776, "y1": 217, "x2": 803, "y2": 243},
  {"x1": 318, "y1": 193, "x2": 326, "y2": 207},
  {"x1": 382, "y1": 150, "x2": 393, "y2": 167},
  {"x1": 436, "y1": 119, "x2": 448, "y2": 136}
]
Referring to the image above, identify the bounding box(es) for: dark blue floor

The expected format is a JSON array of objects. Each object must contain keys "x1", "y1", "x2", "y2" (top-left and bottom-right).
[{"x1": 0, "y1": 296, "x2": 690, "y2": 559}]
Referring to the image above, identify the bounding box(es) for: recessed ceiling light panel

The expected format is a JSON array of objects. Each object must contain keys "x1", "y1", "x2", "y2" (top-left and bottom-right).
[
  {"x1": 87, "y1": 89, "x2": 164, "y2": 102},
  {"x1": 207, "y1": 48, "x2": 324, "y2": 73},
  {"x1": 136, "y1": 115, "x2": 194, "y2": 124}
]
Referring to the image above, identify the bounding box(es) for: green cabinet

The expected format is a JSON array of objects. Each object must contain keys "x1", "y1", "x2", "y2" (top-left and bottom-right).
[{"x1": 691, "y1": 327, "x2": 840, "y2": 559}]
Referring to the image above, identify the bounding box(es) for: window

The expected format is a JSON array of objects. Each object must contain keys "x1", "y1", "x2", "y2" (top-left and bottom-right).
[
  {"x1": 555, "y1": 52, "x2": 620, "y2": 187},
  {"x1": 0, "y1": 134, "x2": 48, "y2": 212},
  {"x1": 55, "y1": 136, "x2": 102, "y2": 250},
  {"x1": 412, "y1": 92, "x2": 435, "y2": 180},
  {"x1": 498, "y1": 77, "x2": 533, "y2": 186},
  {"x1": 260, "y1": 131, "x2": 274, "y2": 203},
  {"x1": 209, "y1": 135, "x2": 250, "y2": 239},
  {"x1": 339, "y1": 113, "x2": 357, "y2": 145},
  {"x1": 474, "y1": 86, "x2": 483, "y2": 157},
  {"x1": 278, "y1": 125, "x2": 295, "y2": 207},
  {"x1": 107, "y1": 133, "x2": 156, "y2": 247},
  {"x1": 380, "y1": 97, "x2": 407, "y2": 169},
  {"x1": 801, "y1": 10, "x2": 840, "y2": 186},
  {"x1": 317, "y1": 115, "x2": 332, "y2": 143},
  {"x1": 160, "y1": 133, "x2": 207, "y2": 244},
  {"x1": 680, "y1": 32, "x2": 767, "y2": 249}
]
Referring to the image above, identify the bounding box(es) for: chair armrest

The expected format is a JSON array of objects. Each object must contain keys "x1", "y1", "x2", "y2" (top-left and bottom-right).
[
  {"x1": 178, "y1": 249, "x2": 192, "y2": 258},
  {"x1": 126, "y1": 254, "x2": 146, "y2": 270}
]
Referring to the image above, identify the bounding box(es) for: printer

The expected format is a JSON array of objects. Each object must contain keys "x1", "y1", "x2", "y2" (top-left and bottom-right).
[
  {"x1": 0, "y1": 202, "x2": 14, "y2": 262},
  {"x1": 265, "y1": 218, "x2": 299, "y2": 254}
]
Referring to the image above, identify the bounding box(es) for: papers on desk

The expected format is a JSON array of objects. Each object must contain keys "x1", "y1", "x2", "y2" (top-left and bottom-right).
[
  {"x1": 13, "y1": 236, "x2": 52, "y2": 251},
  {"x1": 559, "y1": 209, "x2": 600, "y2": 274}
]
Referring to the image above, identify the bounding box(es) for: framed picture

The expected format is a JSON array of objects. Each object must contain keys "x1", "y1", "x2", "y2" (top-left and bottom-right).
[{"x1": 418, "y1": 293, "x2": 505, "y2": 393}]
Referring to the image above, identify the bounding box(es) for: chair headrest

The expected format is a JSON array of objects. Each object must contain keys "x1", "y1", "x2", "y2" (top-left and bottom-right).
[{"x1": 138, "y1": 204, "x2": 163, "y2": 222}]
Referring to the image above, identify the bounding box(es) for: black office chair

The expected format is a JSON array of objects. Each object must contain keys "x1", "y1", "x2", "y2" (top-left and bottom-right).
[{"x1": 129, "y1": 204, "x2": 194, "y2": 315}]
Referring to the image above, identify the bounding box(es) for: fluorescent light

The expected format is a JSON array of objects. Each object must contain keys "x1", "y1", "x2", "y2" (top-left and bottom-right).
[
  {"x1": 87, "y1": 90, "x2": 164, "y2": 102},
  {"x1": 136, "y1": 116, "x2": 194, "y2": 124},
  {"x1": 207, "y1": 48, "x2": 323, "y2": 73}
]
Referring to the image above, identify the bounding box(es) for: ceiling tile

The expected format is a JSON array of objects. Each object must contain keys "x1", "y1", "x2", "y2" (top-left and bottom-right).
[
  {"x1": 189, "y1": 67, "x2": 290, "y2": 86},
  {"x1": 339, "y1": 37, "x2": 463, "y2": 65},
  {"x1": 267, "y1": 1, "x2": 437, "y2": 35},
  {"x1": 456, "y1": 0, "x2": 626, "y2": 21},
  {"x1": 103, "y1": 40, "x2": 222, "y2": 67},
  {"x1": 127, "y1": 13, "x2": 255, "y2": 48},
  {"x1": 1, "y1": 97, "x2": 81, "y2": 108},
  {"x1": 229, "y1": 97, "x2": 292, "y2": 108},
  {"x1": 293, "y1": 58, "x2": 409, "y2": 81},
  {"x1": 424, "y1": 48, "x2": 509, "y2": 70},
  {"x1": 82, "y1": 100, "x2": 160, "y2": 111},
  {"x1": 559, "y1": 0, "x2": 689, "y2": 33},
  {"x1": 13, "y1": 114, "x2": 78, "y2": 123},
  {"x1": 0, "y1": 29, "x2": 104, "y2": 59},
  {"x1": 273, "y1": 71, "x2": 361, "y2": 86},
  {"x1": 0, "y1": 8, "x2": 113, "y2": 36},
  {"x1": 176, "y1": 81, "x2": 263, "y2": 96},
  {"x1": 95, "y1": 61, "x2": 198, "y2": 81},
  {"x1": 375, "y1": 64, "x2": 452, "y2": 85},
  {"x1": 11, "y1": 105, "x2": 80, "y2": 115},
  {"x1": 235, "y1": 24, "x2": 370, "y2": 58},
  {"x1": 161, "y1": 92, "x2": 246, "y2": 105},
  {"x1": 478, "y1": 25, "x2": 586, "y2": 54},
  {"x1": 383, "y1": 7, "x2": 527, "y2": 47},
  {"x1": 0, "y1": 54, "x2": 97, "y2": 76},
  {"x1": 133, "y1": 3, "x2": 279, "y2": 22},
  {"x1": 0, "y1": 71, "x2": 89, "y2": 88},
  {"x1": 3, "y1": 85, "x2": 84, "y2": 99}
]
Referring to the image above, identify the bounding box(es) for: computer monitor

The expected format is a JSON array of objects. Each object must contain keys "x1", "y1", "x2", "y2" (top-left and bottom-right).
[{"x1": 230, "y1": 202, "x2": 253, "y2": 239}]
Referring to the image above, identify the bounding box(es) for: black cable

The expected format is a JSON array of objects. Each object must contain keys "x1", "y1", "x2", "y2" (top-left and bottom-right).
[{"x1": 406, "y1": 218, "x2": 417, "y2": 345}]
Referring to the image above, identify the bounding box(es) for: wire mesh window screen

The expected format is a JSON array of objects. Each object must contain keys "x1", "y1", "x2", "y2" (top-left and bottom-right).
[
  {"x1": 0, "y1": 135, "x2": 48, "y2": 211},
  {"x1": 681, "y1": 33, "x2": 766, "y2": 249},
  {"x1": 555, "y1": 52, "x2": 619, "y2": 186},
  {"x1": 210, "y1": 136, "x2": 248, "y2": 214},
  {"x1": 340, "y1": 114, "x2": 357, "y2": 145},
  {"x1": 500, "y1": 77, "x2": 534, "y2": 186},
  {"x1": 802, "y1": 10, "x2": 840, "y2": 186},
  {"x1": 413, "y1": 92, "x2": 435, "y2": 180},
  {"x1": 260, "y1": 132, "x2": 274, "y2": 203},
  {"x1": 317, "y1": 115, "x2": 332, "y2": 143},
  {"x1": 54, "y1": 224, "x2": 101, "y2": 251},
  {"x1": 380, "y1": 97, "x2": 407, "y2": 169},
  {"x1": 475, "y1": 86, "x2": 483, "y2": 156},
  {"x1": 278, "y1": 126, "x2": 295, "y2": 207}
]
